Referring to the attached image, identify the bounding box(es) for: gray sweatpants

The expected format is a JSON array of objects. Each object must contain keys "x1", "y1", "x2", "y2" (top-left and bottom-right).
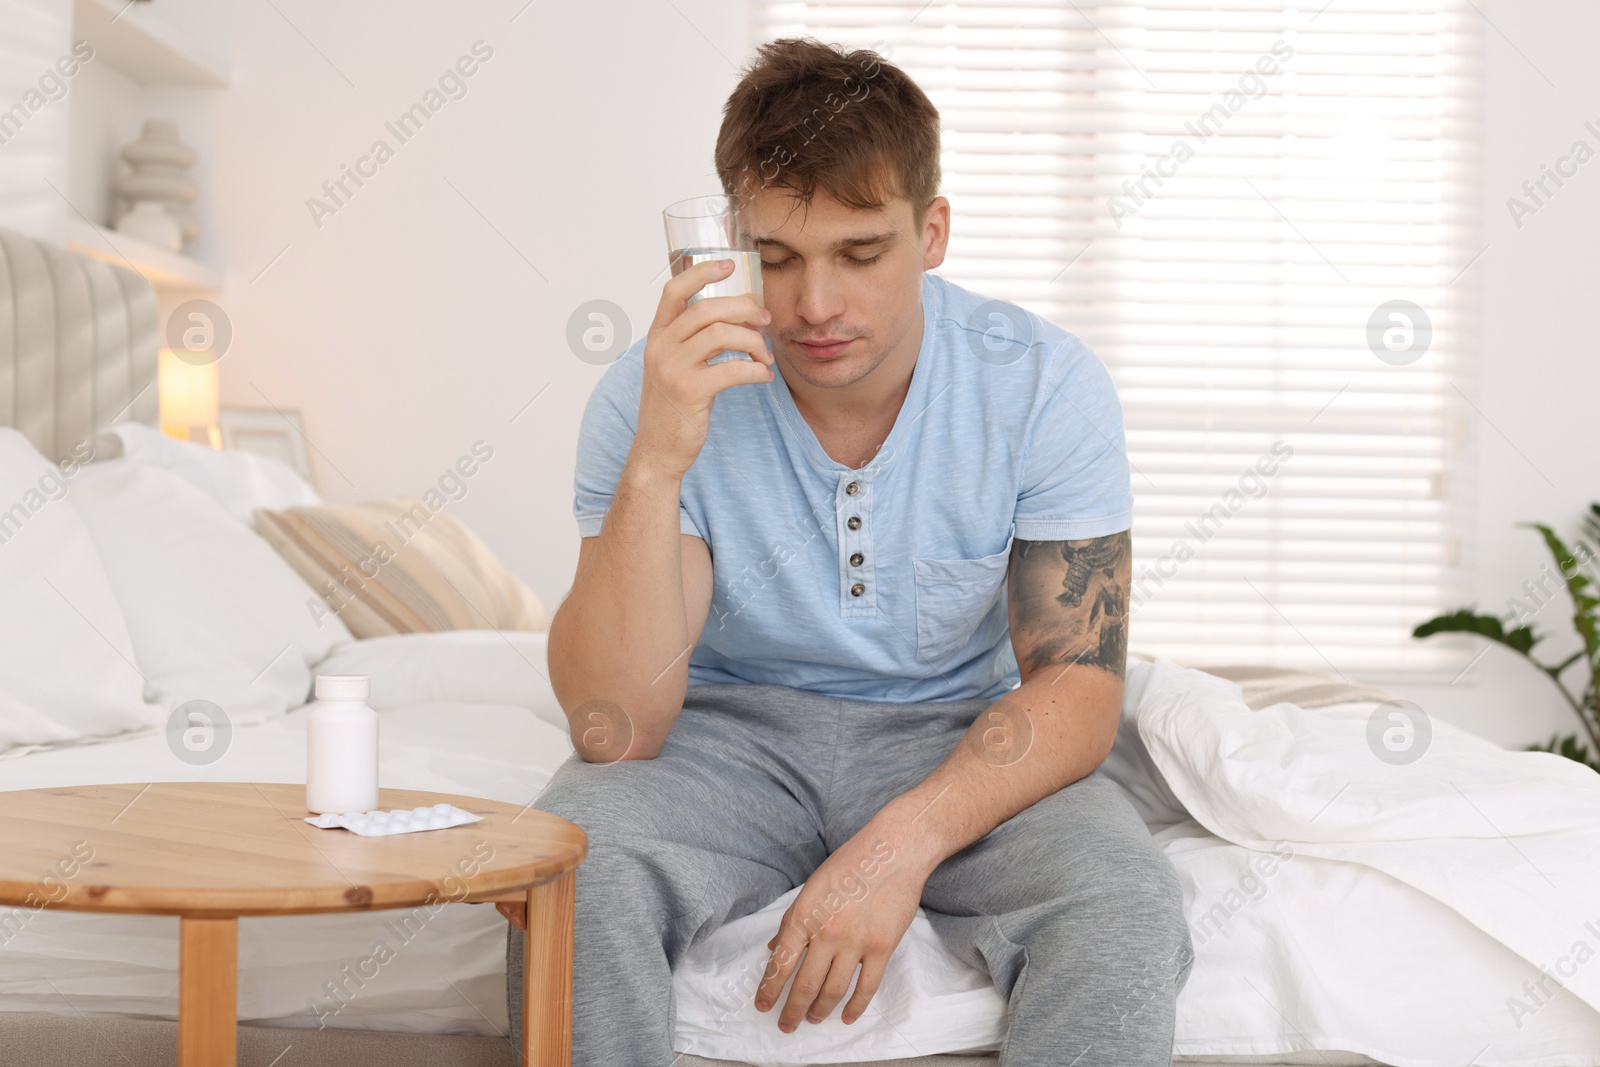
[{"x1": 507, "y1": 682, "x2": 1192, "y2": 1066}]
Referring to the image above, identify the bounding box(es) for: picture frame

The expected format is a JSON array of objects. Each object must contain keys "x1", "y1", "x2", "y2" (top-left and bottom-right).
[{"x1": 218, "y1": 406, "x2": 317, "y2": 488}]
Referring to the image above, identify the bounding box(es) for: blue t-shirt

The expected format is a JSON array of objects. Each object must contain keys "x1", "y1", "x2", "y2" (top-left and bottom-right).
[{"x1": 573, "y1": 272, "x2": 1133, "y2": 703}]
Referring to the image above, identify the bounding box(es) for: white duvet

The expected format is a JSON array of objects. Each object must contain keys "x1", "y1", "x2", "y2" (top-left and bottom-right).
[
  {"x1": 1132, "y1": 660, "x2": 1600, "y2": 1067},
  {"x1": 1139, "y1": 662, "x2": 1600, "y2": 1062},
  {"x1": 3, "y1": 639, "x2": 1599, "y2": 1067}
]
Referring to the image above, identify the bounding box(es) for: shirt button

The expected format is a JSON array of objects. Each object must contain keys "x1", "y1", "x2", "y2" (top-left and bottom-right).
[
  {"x1": 849, "y1": 552, "x2": 864, "y2": 567},
  {"x1": 850, "y1": 582, "x2": 865, "y2": 597},
  {"x1": 845, "y1": 481, "x2": 860, "y2": 495},
  {"x1": 847, "y1": 516, "x2": 861, "y2": 530}
]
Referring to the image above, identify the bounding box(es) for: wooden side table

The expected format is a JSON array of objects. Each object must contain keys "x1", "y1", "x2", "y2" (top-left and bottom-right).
[{"x1": 0, "y1": 782, "x2": 587, "y2": 1067}]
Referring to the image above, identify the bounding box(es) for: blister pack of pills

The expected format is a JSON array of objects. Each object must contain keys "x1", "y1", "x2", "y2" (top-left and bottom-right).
[{"x1": 304, "y1": 802, "x2": 484, "y2": 836}]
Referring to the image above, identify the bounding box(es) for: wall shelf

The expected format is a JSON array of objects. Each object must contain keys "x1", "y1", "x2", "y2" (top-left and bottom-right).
[
  {"x1": 74, "y1": 0, "x2": 230, "y2": 87},
  {"x1": 66, "y1": 217, "x2": 221, "y2": 290}
]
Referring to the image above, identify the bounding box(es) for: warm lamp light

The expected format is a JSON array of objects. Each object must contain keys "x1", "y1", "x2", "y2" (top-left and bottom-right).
[{"x1": 158, "y1": 348, "x2": 220, "y2": 448}]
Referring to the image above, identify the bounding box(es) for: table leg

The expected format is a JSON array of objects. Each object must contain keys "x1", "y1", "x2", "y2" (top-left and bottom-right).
[
  {"x1": 522, "y1": 872, "x2": 575, "y2": 1066},
  {"x1": 178, "y1": 916, "x2": 237, "y2": 1067}
]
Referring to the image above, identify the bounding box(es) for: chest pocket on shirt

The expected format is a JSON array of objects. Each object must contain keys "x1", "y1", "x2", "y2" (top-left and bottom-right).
[{"x1": 912, "y1": 530, "x2": 1015, "y2": 663}]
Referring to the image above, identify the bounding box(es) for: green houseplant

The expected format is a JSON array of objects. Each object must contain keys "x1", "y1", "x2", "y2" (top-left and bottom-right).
[{"x1": 1412, "y1": 505, "x2": 1600, "y2": 772}]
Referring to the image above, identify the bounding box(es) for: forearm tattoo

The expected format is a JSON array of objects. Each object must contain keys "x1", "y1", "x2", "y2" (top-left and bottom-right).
[{"x1": 1008, "y1": 531, "x2": 1131, "y2": 679}]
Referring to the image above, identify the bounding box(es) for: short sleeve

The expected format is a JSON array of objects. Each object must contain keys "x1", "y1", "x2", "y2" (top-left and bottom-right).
[
  {"x1": 573, "y1": 352, "x2": 703, "y2": 540},
  {"x1": 1013, "y1": 338, "x2": 1134, "y2": 541}
]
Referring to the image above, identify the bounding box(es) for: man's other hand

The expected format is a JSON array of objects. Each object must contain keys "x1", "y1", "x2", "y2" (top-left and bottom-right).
[{"x1": 754, "y1": 830, "x2": 925, "y2": 1032}]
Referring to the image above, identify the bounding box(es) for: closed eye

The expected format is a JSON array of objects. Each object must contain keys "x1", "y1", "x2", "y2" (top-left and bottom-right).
[{"x1": 760, "y1": 252, "x2": 885, "y2": 271}]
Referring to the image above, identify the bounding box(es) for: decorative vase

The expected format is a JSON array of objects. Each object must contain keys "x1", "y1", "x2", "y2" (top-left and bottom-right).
[
  {"x1": 113, "y1": 119, "x2": 200, "y2": 247},
  {"x1": 115, "y1": 200, "x2": 182, "y2": 252}
]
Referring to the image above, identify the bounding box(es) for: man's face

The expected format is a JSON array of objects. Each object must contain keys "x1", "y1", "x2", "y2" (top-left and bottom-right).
[{"x1": 750, "y1": 185, "x2": 949, "y2": 390}]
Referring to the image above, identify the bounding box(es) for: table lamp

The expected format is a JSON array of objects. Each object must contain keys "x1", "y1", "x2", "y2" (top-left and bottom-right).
[{"x1": 158, "y1": 347, "x2": 220, "y2": 448}]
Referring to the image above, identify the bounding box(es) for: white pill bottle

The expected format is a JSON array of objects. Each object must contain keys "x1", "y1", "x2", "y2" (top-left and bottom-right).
[{"x1": 306, "y1": 674, "x2": 379, "y2": 815}]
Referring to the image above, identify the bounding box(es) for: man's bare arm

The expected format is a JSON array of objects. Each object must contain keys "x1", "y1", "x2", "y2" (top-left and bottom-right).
[
  {"x1": 862, "y1": 531, "x2": 1132, "y2": 875},
  {"x1": 546, "y1": 481, "x2": 713, "y2": 762},
  {"x1": 548, "y1": 258, "x2": 771, "y2": 762}
]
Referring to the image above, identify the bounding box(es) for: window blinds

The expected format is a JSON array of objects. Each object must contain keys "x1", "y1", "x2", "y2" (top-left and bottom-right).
[{"x1": 752, "y1": 1, "x2": 1482, "y2": 674}]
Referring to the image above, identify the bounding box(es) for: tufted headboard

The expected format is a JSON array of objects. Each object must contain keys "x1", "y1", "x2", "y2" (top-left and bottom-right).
[{"x1": 0, "y1": 226, "x2": 160, "y2": 465}]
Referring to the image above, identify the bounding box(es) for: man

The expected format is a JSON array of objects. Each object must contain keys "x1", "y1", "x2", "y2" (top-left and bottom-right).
[{"x1": 508, "y1": 37, "x2": 1192, "y2": 1067}]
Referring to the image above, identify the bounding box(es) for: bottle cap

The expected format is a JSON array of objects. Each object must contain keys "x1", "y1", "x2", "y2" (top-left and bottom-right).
[{"x1": 315, "y1": 674, "x2": 369, "y2": 701}]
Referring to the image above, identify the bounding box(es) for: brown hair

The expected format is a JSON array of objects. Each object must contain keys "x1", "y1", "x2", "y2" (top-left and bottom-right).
[{"x1": 715, "y1": 38, "x2": 941, "y2": 221}]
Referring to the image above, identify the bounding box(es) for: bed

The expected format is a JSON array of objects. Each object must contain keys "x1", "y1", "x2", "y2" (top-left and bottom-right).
[{"x1": 3, "y1": 225, "x2": 1599, "y2": 1067}]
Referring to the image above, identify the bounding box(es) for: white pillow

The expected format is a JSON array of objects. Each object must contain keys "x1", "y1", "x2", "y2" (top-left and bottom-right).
[
  {"x1": 66, "y1": 459, "x2": 355, "y2": 724},
  {"x1": 96, "y1": 422, "x2": 321, "y2": 524},
  {"x1": 309, "y1": 631, "x2": 567, "y2": 730},
  {"x1": 0, "y1": 429, "x2": 163, "y2": 753}
]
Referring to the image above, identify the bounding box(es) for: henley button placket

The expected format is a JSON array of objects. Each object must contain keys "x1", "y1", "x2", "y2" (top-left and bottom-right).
[{"x1": 837, "y1": 473, "x2": 875, "y2": 616}]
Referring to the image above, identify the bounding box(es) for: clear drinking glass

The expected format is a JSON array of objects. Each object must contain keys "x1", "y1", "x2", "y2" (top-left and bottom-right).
[{"x1": 663, "y1": 194, "x2": 763, "y2": 364}]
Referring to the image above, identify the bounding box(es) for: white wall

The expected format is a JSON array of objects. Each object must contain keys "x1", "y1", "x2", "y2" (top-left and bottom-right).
[
  {"x1": 206, "y1": 0, "x2": 748, "y2": 623},
  {"x1": 1377, "y1": 0, "x2": 1600, "y2": 750}
]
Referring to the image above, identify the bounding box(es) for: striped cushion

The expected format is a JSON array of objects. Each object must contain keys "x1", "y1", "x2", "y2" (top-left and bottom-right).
[{"x1": 253, "y1": 499, "x2": 549, "y2": 638}]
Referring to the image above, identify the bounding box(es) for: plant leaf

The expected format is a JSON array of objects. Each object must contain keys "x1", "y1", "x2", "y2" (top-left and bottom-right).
[
  {"x1": 1522, "y1": 522, "x2": 1600, "y2": 679},
  {"x1": 1413, "y1": 608, "x2": 1539, "y2": 655}
]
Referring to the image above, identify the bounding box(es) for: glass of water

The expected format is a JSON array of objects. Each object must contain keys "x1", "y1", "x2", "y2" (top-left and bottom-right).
[{"x1": 663, "y1": 194, "x2": 763, "y2": 364}]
